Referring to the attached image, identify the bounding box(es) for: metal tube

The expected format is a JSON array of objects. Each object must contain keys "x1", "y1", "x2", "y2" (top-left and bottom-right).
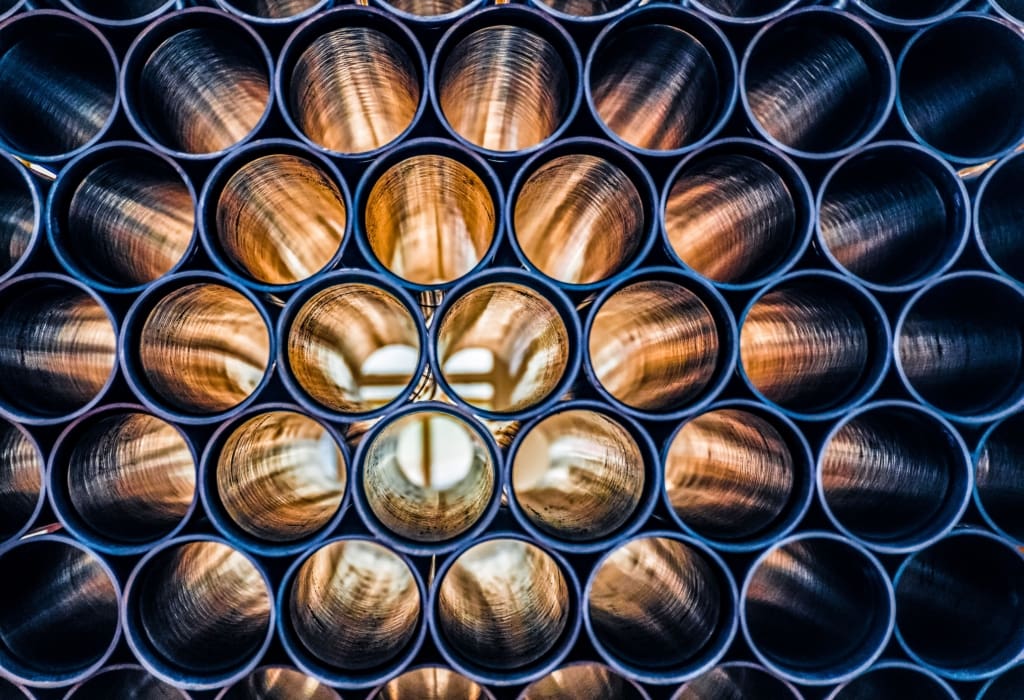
[
  {"x1": 738, "y1": 270, "x2": 891, "y2": 421},
  {"x1": 57, "y1": 1, "x2": 179, "y2": 27},
  {"x1": 368, "y1": 666, "x2": 494, "y2": 699},
  {"x1": 47, "y1": 141, "x2": 197, "y2": 294},
  {"x1": 741, "y1": 532, "x2": 894, "y2": 685},
  {"x1": 0, "y1": 151, "x2": 41, "y2": 285},
  {"x1": 584, "y1": 267, "x2": 736, "y2": 421},
  {"x1": 816, "y1": 141, "x2": 969, "y2": 292},
  {"x1": 121, "y1": 8, "x2": 273, "y2": 158},
  {"x1": 216, "y1": 666, "x2": 339, "y2": 700},
  {"x1": 825, "y1": 661, "x2": 956, "y2": 700},
  {"x1": 278, "y1": 537, "x2": 426, "y2": 688},
  {"x1": 584, "y1": 532, "x2": 737, "y2": 685},
  {"x1": 519, "y1": 662, "x2": 650, "y2": 700},
  {"x1": 671, "y1": 662, "x2": 802, "y2": 700},
  {"x1": 979, "y1": 664, "x2": 1024, "y2": 700},
  {"x1": 848, "y1": 0, "x2": 972, "y2": 29},
  {"x1": 894, "y1": 529, "x2": 1024, "y2": 680},
  {"x1": 122, "y1": 536, "x2": 275, "y2": 691},
  {"x1": 741, "y1": 8, "x2": 894, "y2": 160},
  {"x1": 974, "y1": 150, "x2": 1024, "y2": 284},
  {"x1": 0, "y1": 273, "x2": 117, "y2": 425},
  {"x1": 0, "y1": 535, "x2": 121, "y2": 687},
  {"x1": 48, "y1": 404, "x2": 198, "y2": 556},
  {"x1": 897, "y1": 14, "x2": 1024, "y2": 164},
  {"x1": 975, "y1": 413, "x2": 1024, "y2": 544},
  {"x1": 687, "y1": 0, "x2": 803, "y2": 25},
  {"x1": 585, "y1": 5, "x2": 735, "y2": 155},
  {"x1": 0, "y1": 11, "x2": 118, "y2": 163},
  {"x1": 214, "y1": 0, "x2": 329, "y2": 24},
  {"x1": 64, "y1": 664, "x2": 188, "y2": 699},
  {"x1": 663, "y1": 400, "x2": 813, "y2": 551},
  {"x1": 372, "y1": 0, "x2": 483, "y2": 23},
  {"x1": 895, "y1": 272, "x2": 1024, "y2": 423},
  {"x1": 0, "y1": 417, "x2": 43, "y2": 546},
  {"x1": 661, "y1": 137, "x2": 813, "y2": 290}
]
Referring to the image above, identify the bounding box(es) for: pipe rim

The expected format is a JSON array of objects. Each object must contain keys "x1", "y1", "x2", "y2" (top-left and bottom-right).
[
  {"x1": 977, "y1": 662, "x2": 1024, "y2": 700},
  {"x1": 851, "y1": 0, "x2": 973, "y2": 29},
  {"x1": 214, "y1": 0, "x2": 330, "y2": 26},
  {"x1": 58, "y1": 0, "x2": 180, "y2": 28},
  {"x1": 214, "y1": 666, "x2": 340, "y2": 700},
  {"x1": 0, "y1": 417, "x2": 44, "y2": 547},
  {"x1": 824, "y1": 659, "x2": 957, "y2": 700},
  {"x1": 0, "y1": 2, "x2": 25, "y2": 22},
  {"x1": 973, "y1": 149, "x2": 1024, "y2": 285},
  {"x1": 518, "y1": 661, "x2": 652, "y2": 700},
  {"x1": 990, "y1": 0, "x2": 1024, "y2": 25},
  {"x1": 63, "y1": 663, "x2": 190, "y2": 700},
  {"x1": 372, "y1": 0, "x2": 486, "y2": 24},
  {"x1": 670, "y1": 661, "x2": 804, "y2": 700},
  {"x1": 529, "y1": 0, "x2": 642, "y2": 24},
  {"x1": 366, "y1": 665, "x2": 497, "y2": 700},
  {"x1": 973, "y1": 413, "x2": 1024, "y2": 546},
  {"x1": 688, "y1": 0, "x2": 803, "y2": 25},
  {"x1": 0, "y1": 151, "x2": 42, "y2": 287}
]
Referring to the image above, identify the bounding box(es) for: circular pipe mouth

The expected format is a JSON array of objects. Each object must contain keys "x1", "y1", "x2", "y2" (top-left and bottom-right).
[
  {"x1": 664, "y1": 401, "x2": 813, "y2": 550},
  {"x1": 64, "y1": 664, "x2": 188, "y2": 699},
  {"x1": 0, "y1": 417, "x2": 43, "y2": 544},
  {"x1": 508, "y1": 401, "x2": 659, "y2": 551},
  {"x1": 586, "y1": 6, "x2": 736, "y2": 155},
  {"x1": 688, "y1": 0, "x2": 802, "y2": 24},
  {"x1": 976, "y1": 413, "x2": 1024, "y2": 544},
  {"x1": 0, "y1": 11, "x2": 118, "y2": 162},
  {"x1": 825, "y1": 661, "x2": 957, "y2": 700},
  {"x1": 0, "y1": 536, "x2": 121, "y2": 686},
  {"x1": 354, "y1": 403, "x2": 501, "y2": 554},
  {"x1": 0, "y1": 152, "x2": 41, "y2": 285},
  {"x1": 742, "y1": 8, "x2": 894, "y2": 160},
  {"x1": 217, "y1": 666, "x2": 340, "y2": 700},
  {"x1": 894, "y1": 530, "x2": 1024, "y2": 680},
  {"x1": 817, "y1": 142, "x2": 969, "y2": 292},
  {"x1": 672, "y1": 661, "x2": 802, "y2": 700},
  {"x1": 662, "y1": 138, "x2": 813, "y2": 289},
  {"x1": 357, "y1": 140, "x2": 502, "y2": 290},
  {"x1": 58, "y1": 1, "x2": 179, "y2": 27},
  {"x1": 202, "y1": 407, "x2": 347, "y2": 553},
  {"x1": 48, "y1": 142, "x2": 197, "y2": 294},
  {"x1": 975, "y1": 150, "x2": 1024, "y2": 284},
  {"x1": 215, "y1": 0, "x2": 329, "y2": 23},
  {"x1": 121, "y1": 9, "x2": 273, "y2": 159},
  {"x1": 585, "y1": 533, "x2": 737, "y2": 684},
  {"x1": 432, "y1": 536, "x2": 580, "y2": 685},
  {"x1": 509, "y1": 137, "x2": 656, "y2": 290},
  {"x1": 585, "y1": 268, "x2": 736, "y2": 420},
  {"x1": 895, "y1": 272, "x2": 1024, "y2": 423},
  {"x1": 369, "y1": 665, "x2": 494, "y2": 700},
  {"x1": 49, "y1": 406, "x2": 197, "y2": 555},
  {"x1": 280, "y1": 272, "x2": 426, "y2": 419},
  {"x1": 851, "y1": 0, "x2": 971, "y2": 28},
  {"x1": 280, "y1": 538, "x2": 425, "y2": 687},
  {"x1": 0, "y1": 274, "x2": 117, "y2": 425},
  {"x1": 201, "y1": 140, "x2": 351, "y2": 291},
  {"x1": 519, "y1": 662, "x2": 649, "y2": 700},
  {"x1": 898, "y1": 14, "x2": 1024, "y2": 164},
  {"x1": 818, "y1": 401, "x2": 971, "y2": 553},
  {"x1": 739, "y1": 271, "x2": 891, "y2": 420},
  {"x1": 123, "y1": 537, "x2": 274, "y2": 690},
  {"x1": 532, "y1": 0, "x2": 640, "y2": 22},
  {"x1": 373, "y1": 0, "x2": 483, "y2": 22},
  {"x1": 979, "y1": 664, "x2": 1024, "y2": 700},
  {"x1": 432, "y1": 6, "x2": 581, "y2": 155},
  {"x1": 741, "y1": 533, "x2": 894, "y2": 685},
  {"x1": 278, "y1": 7, "x2": 426, "y2": 157}
]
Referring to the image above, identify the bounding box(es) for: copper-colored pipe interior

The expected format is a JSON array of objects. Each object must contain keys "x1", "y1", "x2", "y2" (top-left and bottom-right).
[
  {"x1": 373, "y1": 666, "x2": 491, "y2": 699},
  {"x1": 221, "y1": 667, "x2": 339, "y2": 700},
  {"x1": 0, "y1": 420, "x2": 41, "y2": 539},
  {"x1": 521, "y1": 663, "x2": 646, "y2": 700}
]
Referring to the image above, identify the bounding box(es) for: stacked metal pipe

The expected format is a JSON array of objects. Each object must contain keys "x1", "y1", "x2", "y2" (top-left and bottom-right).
[{"x1": 0, "y1": 0, "x2": 1022, "y2": 698}]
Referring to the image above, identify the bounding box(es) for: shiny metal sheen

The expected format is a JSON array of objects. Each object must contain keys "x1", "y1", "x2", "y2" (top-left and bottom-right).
[
  {"x1": 217, "y1": 667, "x2": 339, "y2": 700},
  {"x1": 0, "y1": 153, "x2": 39, "y2": 283},
  {"x1": 975, "y1": 413, "x2": 1024, "y2": 544},
  {"x1": 369, "y1": 666, "x2": 494, "y2": 700},
  {"x1": 825, "y1": 661, "x2": 956, "y2": 700},
  {"x1": 0, "y1": 418, "x2": 42, "y2": 543},
  {"x1": 672, "y1": 662, "x2": 802, "y2": 700},
  {"x1": 975, "y1": 150, "x2": 1024, "y2": 284},
  {"x1": 519, "y1": 662, "x2": 649, "y2": 700},
  {"x1": 64, "y1": 664, "x2": 187, "y2": 700}
]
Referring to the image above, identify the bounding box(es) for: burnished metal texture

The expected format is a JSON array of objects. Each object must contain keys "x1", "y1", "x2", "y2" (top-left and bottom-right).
[
  {"x1": 825, "y1": 661, "x2": 956, "y2": 700},
  {"x1": 367, "y1": 666, "x2": 494, "y2": 700},
  {"x1": 0, "y1": 11, "x2": 118, "y2": 162},
  {"x1": 0, "y1": 417, "x2": 43, "y2": 545},
  {"x1": 894, "y1": 529, "x2": 1024, "y2": 680},
  {"x1": 741, "y1": 8, "x2": 894, "y2": 160},
  {"x1": 584, "y1": 532, "x2": 737, "y2": 685},
  {"x1": 518, "y1": 662, "x2": 650, "y2": 700},
  {"x1": 0, "y1": 151, "x2": 41, "y2": 285},
  {"x1": 430, "y1": 534, "x2": 581, "y2": 686},
  {"x1": 0, "y1": 535, "x2": 121, "y2": 687},
  {"x1": 200, "y1": 404, "x2": 348, "y2": 557},
  {"x1": 672, "y1": 662, "x2": 802, "y2": 700},
  {"x1": 64, "y1": 664, "x2": 188, "y2": 700},
  {"x1": 214, "y1": 0, "x2": 329, "y2": 25},
  {"x1": 372, "y1": 0, "x2": 484, "y2": 24},
  {"x1": 278, "y1": 537, "x2": 426, "y2": 688},
  {"x1": 47, "y1": 142, "x2": 197, "y2": 294},
  {"x1": 216, "y1": 666, "x2": 339, "y2": 700},
  {"x1": 897, "y1": 13, "x2": 1024, "y2": 164},
  {"x1": 975, "y1": 412, "x2": 1024, "y2": 544},
  {"x1": 895, "y1": 272, "x2": 1024, "y2": 423},
  {"x1": 740, "y1": 532, "x2": 894, "y2": 685},
  {"x1": 431, "y1": 269, "x2": 581, "y2": 421},
  {"x1": 352, "y1": 402, "x2": 501, "y2": 555},
  {"x1": 584, "y1": 267, "x2": 736, "y2": 421},
  {"x1": 121, "y1": 8, "x2": 273, "y2": 159},
  {"x1": 974, "y1": 150, "x2": 1024, "y2": 284},
  {"x1": 816, "y1": 141, "x2": 969, "y2": 292},
  {"x1": 200, "y1": 139, "x2": 351, "y2": 292},
  {"x1": 979, "y1": 664, "x2": 1024, "y2": 700},
  {"x1": 661, "y1": 138, "x2": 813, "y2": 290},
  {"x1": 687, "y1": 0, "x2": 804, "y2": 25},
  {"x1": 122, "y1": 536, "x2": 275, "y2": 691},
  {"x1": 663, "y1": 400, "x2": 813, "y2": 551},
  {"x1": 57, "y1": 1, "x2": 179, "y2": 28},
  {"x1": 585, "y1": 5, "x2": 736, "y2": 156}
]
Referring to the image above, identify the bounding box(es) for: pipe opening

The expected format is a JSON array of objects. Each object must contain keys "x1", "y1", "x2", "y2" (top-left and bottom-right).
[
  {"x1": 589, "y1": 536, "x2": 730, "y2": 672},
  {"x1": 438, "y1": 539, "x2": 570, "y2": 670},
  {"x1": 438, "y1": 24, "x2": 572, "y2": 152},
  {"x1": 977, "y1": 414, "x2": 1024, "y2": 542},
  {"x1": 537, "y1": 0, "x2": 633, "y2": 16},
  {"x1": 222, "y1": 1, "x2": 323, "y2": 19},
  {"x1": 0, "y1": 158, "x2": 36, "y2": 278},
  {"x1": 216, "y1": 411, "x2": 346, "y2": 543},
  {"x1": 512, "y1": 409, "x2": 645, "y2": 542},
  {"x1": 221, "y1": 667, "x2": 339, "y2": 700},
  {"x1": 373, "y1": 666, "x2": 491, "y2": 699},
  {"x1": 589, "y1": 279, "x2": 722, "y2": 412},
  {"x1": 895, "y1": 534, "x2": 1024, "y2": 675},
  {"x1": 514, "y1": 154, "x2": 645, "y2": 286},
  {"x1": 67, "y1": 666, "x2": 186, "y2": 700},
  {"x1": 364, "y1": 154, "x2": 495, "y2": 287},
  {"x1": 897, "y1": 275, "x2": 1024, "y2": 418},
  {"x1": 899, "y1": 16, "x2": 1024, "y2": 162},
  {"x1": 64, "y1": 1, "x2": 172, "y2": 20},
  {"x1": 216, "y1": 154, "x2": 347, "y2": 286},
  {"x1": 666, "y1": 408, "x2": 799, "y2": 543},
  {"x1": 289, "y1": 540, "x2": 421, "y2": 671},
  {"x1": 521, "y1": 663, "x2": 646, "y2": 700},
  {"x1": 379, "y1": 0, "x2": 476, "y2": 16},
  {"x1": 828, "y1": 665, "x2": 953, "y2": 700},
  {"x1": 0, "y1": 15, "x2": 116, "y2": 158},
  {"x1": 855, "y1": 0, "x2": 962, "y2": 21},
  {"x1": 288, "y1": 25, "x2": 421, "y2": 154},
  {"x1": 137, "y1": 283, "x2": 271, "y2": 415},
  {"x1": 691, "y1": 1, "x2": 794, "y2": 18},
  {"x1": 0, "y1": 419, "x2": 42, "y2": 541},
  {"x1": 362, "y1": 409, "x2": 495, "y2": 544},
  {"x1": 744, "y1": 12, "x2": 891, "y2": 155},
  {"x1": 0, "y1": 539, "x2": 119, "y2": 678},
  {"x1": 134, "y1": 541, "x2": 271, "y2": 675},
  {"x1": 0, "y1": 280, "x2": 116, "y2": 419},
  {"x1": 675, "y1": 663, "x2": 799, "y2": 700},
  {"x1": 977, "y1": 153, "x2": 1024, "y2": 282},
  {"x1": 981, "y1": 665, "x2": 1024, "y2": 700},
  {"x1": 287, "y1": 283, "x2": 421, "y2": 414}
]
